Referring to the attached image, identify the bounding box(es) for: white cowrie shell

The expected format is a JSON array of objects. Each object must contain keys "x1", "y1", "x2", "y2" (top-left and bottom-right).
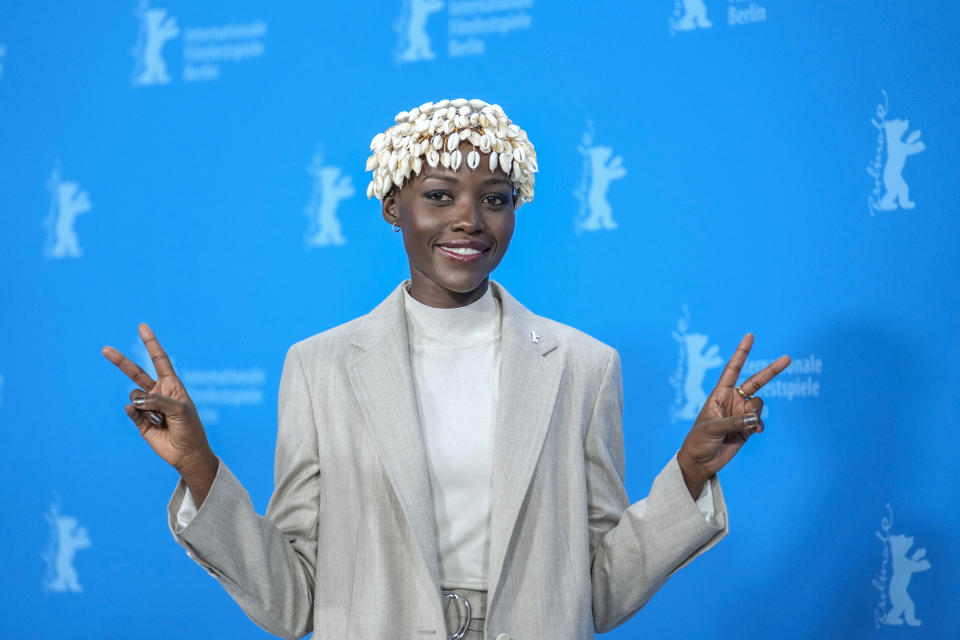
[
  {"x1": 458, "y1": 105, "x2": 471, "y2": 117},
  {"x1": 469, "y1": 98, "x2": 487, "y2": 108},
  {"x1": 412, "y1": 156, "x2": 423, "y2": 174},
  {"x1": 419, "y1": 101, "x2": 434, "y2": 113},
  {"x1": 479, "y1": 134, "x2": 492, "y2": 154},
  {"x1": 446, "y1": 131, "x2": 460, "y2": 152},
  {"x1": 392, "y1": 169, "x2": 404, "y2": 186},
  {"x1": 395, "y1": 110, "x2": 409, "y2": 123},
  {"x1": 443, "y1": 120, "x2": 454, "y2": 135},
  {"x1": 431, "y1": 134, "x2": 443, "y2": 150},
  {"x1": 451, "y1": 149, "x2": 463, "y2": 170},
  {"x1": 454, "y1": 114, "x2": 468, "y2": 129},
  {"x1": 426, "y1": 149, "x2": 440, "y2": 167},
  {"x1": 371, "y1": 132, "x2": 386, "y2": 150},
  {"x1": 366, "y1": 181, "x2": 375, "y2": 199},
  {"x1": 489, "y1": 151, "x2": 498, "y2": 171},
  {"x1": 408, "y1": 107, "x2": 420, "y2": 121},
  {"x1": 468, "y1": 131, "x2": 482, "y2": 147},
  {"x1": 382, "y1": 172, "x2": 393, "y2": 191},
  {"x1": 451, "y1": 98, "x2": 468, "y2": 107},
  {"x1": 512, "y1": 161, "x2": 522, "y2": 181},
  {"x1": 467, "y1": 149, "x2": 480, "y2": 169},
  {"x1": 446, "y1": 106, "x2": 456, "y2": 120},
  {"x1": 415, "y1": 117, "x2": 430, "y2": 133},
  {"x1": 434, "y1": 99, "x2": 450, "y2": 110},
  {"x1": 469, "y1": 112, "x2": 480, "y2": 126},
  {"x1": 419, "y1": 139, "x2": 430, "y2": 155},
  {"x1": 399, "y1": 155, "x2": 410, "y2": 174},
  {"x1": 513, "y1": 146, "x2": 525, "y2": 163},
  {"x1": 441, "y1": 151, "x2": 451, "y2": 167},
  {"x1": 365, "y1": 155, "x2": 378, "y2": 171},
  {"x1": 377, "y1": 148, "x2": 390, "y2": 165},
  {"x1": 500, "y1": 152, "x2": 511, "y2": 174},
  {"x1": 388, "y1": 153, "x2": 399, "y2": 172}
]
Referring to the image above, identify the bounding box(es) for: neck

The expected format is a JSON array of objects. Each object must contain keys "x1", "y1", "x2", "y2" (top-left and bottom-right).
[{"x1": 407, "y1": 276, "x2": 490, "y2": 309}]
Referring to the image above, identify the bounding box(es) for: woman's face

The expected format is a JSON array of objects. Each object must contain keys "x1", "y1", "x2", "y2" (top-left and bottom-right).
[{"x1": 383, "y1": 145, "x2": 516, "y2": 308}]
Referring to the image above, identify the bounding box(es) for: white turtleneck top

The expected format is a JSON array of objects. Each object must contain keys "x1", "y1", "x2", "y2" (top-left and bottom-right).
[{"x1": 402, "y1": 283, "x2": 500, "y2": 590}]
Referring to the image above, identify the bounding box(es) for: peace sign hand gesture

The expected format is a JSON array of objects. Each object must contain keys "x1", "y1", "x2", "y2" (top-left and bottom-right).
[
  {"x1": 102, "y1": 323, "x2": 218, "y2": 504},
  {"x1": 676, "y1": 333, "x2": 791, "y2": 499}
]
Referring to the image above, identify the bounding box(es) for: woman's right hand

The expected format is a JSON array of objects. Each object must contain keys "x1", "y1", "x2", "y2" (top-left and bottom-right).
[{"x1": 103, "y1": 323, "x2": 218, "y2": 504}]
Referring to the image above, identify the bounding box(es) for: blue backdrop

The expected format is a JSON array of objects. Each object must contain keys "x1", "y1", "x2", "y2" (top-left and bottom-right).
[{"x1": 1, "y1": 1, "x2": 958, "y2": 638}]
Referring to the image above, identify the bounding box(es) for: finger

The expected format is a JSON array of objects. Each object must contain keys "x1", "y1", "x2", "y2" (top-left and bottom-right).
[
  {"x1": 130, "y1": 392, "x2": 186, "y2": 417},
  {"x1": 739, "y1": 354, "x2": 792, "y2": 396},
  {"x1": 129, "y1": 389, "x2": 164, "y2": 425},
  {"x1": 103, "y1": 345, "x2": 156, "y2": 391},
  {"x1": 702, "y1": 413, "x2": 760, "y2": 436},
  {"x1": 717, "y1": 333, "x2": 754, "y2": 389},
  {"x1": 745, "y1": 397, "x2": 764, "y2": 433},
  {"x1": 138, "y1": 323, "x2": 179, "y2": 380}
]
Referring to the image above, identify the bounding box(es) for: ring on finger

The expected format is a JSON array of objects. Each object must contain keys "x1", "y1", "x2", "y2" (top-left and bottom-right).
[
  {"x1": 147, "y1": 411, "x2": 164, "y2": 425},
  {"x1": 735, "y1": 384, "x2": 754, "y2": 401}
]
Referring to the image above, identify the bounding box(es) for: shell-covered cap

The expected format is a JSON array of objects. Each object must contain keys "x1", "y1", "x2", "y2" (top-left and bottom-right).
[{"x1": 365, "y1": 98, "x2": 537, "y2": 205}]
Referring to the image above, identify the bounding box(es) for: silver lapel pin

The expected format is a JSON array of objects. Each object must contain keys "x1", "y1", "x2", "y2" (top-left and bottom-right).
[{"x1": 530, "y1": 330, "x2": 540, "y2": 344}]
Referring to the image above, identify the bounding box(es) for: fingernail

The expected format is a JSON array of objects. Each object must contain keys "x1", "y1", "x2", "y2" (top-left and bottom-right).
[
  {"x1": 132, "y1": 396, "x2": 146, "y2": 407},
  {"x1": 147, "y1": 411, "x2": 164, "y2": 425},
  {"x1": 743, "y1": 414, "x2": 759, "y2": 427}
]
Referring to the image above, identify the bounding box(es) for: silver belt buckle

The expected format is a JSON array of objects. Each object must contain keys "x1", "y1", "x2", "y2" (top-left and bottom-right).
[{"x1": 441, "y1": 590, "x2": 472, "y2": 640}]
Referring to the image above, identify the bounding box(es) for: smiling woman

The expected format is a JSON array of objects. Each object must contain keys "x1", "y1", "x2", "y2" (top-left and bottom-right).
[{"x1": 103, "y1": 98, "x2": 791, "y2": 640}]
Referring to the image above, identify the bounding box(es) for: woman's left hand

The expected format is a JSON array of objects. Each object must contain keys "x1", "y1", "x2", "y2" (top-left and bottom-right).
[{"x1": 677, "y1": 332, "x2": 791, "y2": 498}]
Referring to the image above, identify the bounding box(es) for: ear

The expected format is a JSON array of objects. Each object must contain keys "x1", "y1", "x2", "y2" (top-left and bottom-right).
[{"x1": 382, "y1": 190, "x2": 399, "y2": 227}]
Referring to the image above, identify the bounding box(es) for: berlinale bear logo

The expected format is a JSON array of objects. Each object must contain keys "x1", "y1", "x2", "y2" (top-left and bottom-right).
[
  {"x1": 43, "y1": 165, "x2": 91, "y2": 260},
  {"x1": 304, "y1": 149, "x2": 355, "y2": 247},
  {"x1": 873, "y1": 504, "x2": 931, "y2": 627},
  {"x1": 867, "y1": 91, "x2": 926, "y2": 214},
  {"x1": 42, "y1": 497, "x2": 91, "y2": 594},
  {"x1": 395, "y1": 0, "x2": 445, "y2": 63},
  {"x1": 130, "y1": 0, "x2": 179, "y2": 87},
  {"x1": 668, "y1": 306, "x2": 723, "y2": 422},
  {"x1": 574, "y1": 121, "x2": 626, "y2": 233}
]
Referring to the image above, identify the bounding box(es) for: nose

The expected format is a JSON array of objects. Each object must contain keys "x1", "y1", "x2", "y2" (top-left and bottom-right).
[{"x1": 449, "y1": 200, "x2": 484, "y2": 233}]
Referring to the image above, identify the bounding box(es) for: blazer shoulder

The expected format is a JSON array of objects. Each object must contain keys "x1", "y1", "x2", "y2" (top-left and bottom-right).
[
  {"x1": 284, "y1": 313, "x2": 368, "y2": 364},
  {"x1": 537, "y1": 314, "x2": 619, "y2": 369}
]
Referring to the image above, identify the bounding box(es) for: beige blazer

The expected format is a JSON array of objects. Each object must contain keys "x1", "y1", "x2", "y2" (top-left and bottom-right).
[{"x1": 167, "y1": 280, "x2": 728, "y2": 639}]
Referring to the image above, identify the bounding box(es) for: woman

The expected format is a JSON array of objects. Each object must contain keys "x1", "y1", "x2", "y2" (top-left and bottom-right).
[{"x1": 103, "y1": 99, "x2": 791, "y2": 639}]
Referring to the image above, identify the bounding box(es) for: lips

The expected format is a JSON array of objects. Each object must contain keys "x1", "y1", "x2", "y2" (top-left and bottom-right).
[{"x1": 435, "y1": 240, "x2": 490, "y2": 263}]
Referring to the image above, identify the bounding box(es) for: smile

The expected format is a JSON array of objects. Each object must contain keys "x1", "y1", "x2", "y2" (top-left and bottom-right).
[{"x1": 436, "y1": 244, "x2": 490, "y2": 263}]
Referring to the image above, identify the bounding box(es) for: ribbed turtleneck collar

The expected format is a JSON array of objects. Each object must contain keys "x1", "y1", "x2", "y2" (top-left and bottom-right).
[{"x1": 403, "y1": 283, "x2": 501, "y2": 349}]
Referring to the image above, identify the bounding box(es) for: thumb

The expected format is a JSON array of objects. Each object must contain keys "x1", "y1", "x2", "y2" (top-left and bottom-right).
[{"x1": 702, "y1": 413, "x2": 761, "y2": 436}]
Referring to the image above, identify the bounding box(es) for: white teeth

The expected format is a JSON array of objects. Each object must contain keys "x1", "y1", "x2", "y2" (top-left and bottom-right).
[{"x1": 441, "y1": 246, "x2": 482, "y2": 255}]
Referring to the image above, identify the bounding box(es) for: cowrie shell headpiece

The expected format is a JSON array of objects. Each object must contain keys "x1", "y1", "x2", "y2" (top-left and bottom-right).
[{"x1": 365, "y1": 98, "x2": 537, "y2": 206}]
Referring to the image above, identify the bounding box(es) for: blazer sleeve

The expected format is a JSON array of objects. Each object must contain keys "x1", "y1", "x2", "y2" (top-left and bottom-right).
[
  {"x1": 166, "y1": 344, "x2": 321, "y2": 640},
  {"x1": 585, "y1": 348, "x2": 729, "y2": 633}
]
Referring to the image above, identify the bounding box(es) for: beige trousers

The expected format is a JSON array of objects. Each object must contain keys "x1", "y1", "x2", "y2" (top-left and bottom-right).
[{"x1": 442, "y1": 588, "x2": 487, "y2": 639}]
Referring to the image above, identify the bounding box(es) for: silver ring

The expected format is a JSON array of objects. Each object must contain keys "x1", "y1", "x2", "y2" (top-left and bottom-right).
[
  {"x1": 441, "y1": 591, "x2": 471, "y2": 640},
  {"x1": 147, "y1": 411, "x2": 165, "y2": 425},
  {"x1": 735, "y1": 385, "x2": 754, "y2": 401}
]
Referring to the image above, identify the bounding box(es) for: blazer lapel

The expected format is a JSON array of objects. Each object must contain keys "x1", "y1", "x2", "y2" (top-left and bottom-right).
[
  {"x1": 346, "y1": 283, "x2": 441, "y2": 588},
  {"x1": 486, "y1": 282, "x2": 564, "y2": 607}
]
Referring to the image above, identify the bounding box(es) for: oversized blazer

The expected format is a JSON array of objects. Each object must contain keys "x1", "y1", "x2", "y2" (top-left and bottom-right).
[{"x1": 167, "y1": 280, "x2": 729, "y2": 640}]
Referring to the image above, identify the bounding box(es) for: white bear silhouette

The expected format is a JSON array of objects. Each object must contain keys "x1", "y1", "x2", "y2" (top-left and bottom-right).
[
  {"x1": 673, "y1": 330, "x2": 722, "y2": 420},
  {"x1": 43, "y1": 504, "x2": 91, "y2": 593},
  {"x1": 673, "y1": 0, "x2": 712, "y2": 31},
  {"x1": 878, "y1": 119, "x2": 925, "y2": 211},
  {"x1": 576, "y1": 128, "x2": 626, "y2": 232},
  {"x1": 398, "y1": 0, "x2": 444, "y2": 62},
  {"x1": 132, "y1": 3, "x2": 179, "y2": 86},
  {"x1": 305, "y1": 155, "x2": 354, "y2": 247},
  {"x1": 46, "y1": 176, "x2": 91, "y2": 259},
  {"x1": 876, "y1": 532, "x2": 931, "y2": 626}
]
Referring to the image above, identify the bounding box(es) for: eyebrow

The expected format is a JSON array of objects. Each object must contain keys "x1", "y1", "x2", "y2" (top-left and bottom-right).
[{"x1": 422, "y1": 175, "x2": 513, "y2": 188}]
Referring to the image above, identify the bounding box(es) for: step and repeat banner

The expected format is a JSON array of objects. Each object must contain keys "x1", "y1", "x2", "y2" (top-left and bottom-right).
[{"x1": 1, "y1": 1, "x2": 957, "y2": 638}]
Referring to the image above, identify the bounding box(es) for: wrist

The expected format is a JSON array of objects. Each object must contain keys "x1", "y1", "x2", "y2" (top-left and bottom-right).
[
  {"x1": 677, "y1": 449, "x2": 711, "y2": 496},
  {"x1": 177, "y1": 449, "x2": 218, "y2": 483}
]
